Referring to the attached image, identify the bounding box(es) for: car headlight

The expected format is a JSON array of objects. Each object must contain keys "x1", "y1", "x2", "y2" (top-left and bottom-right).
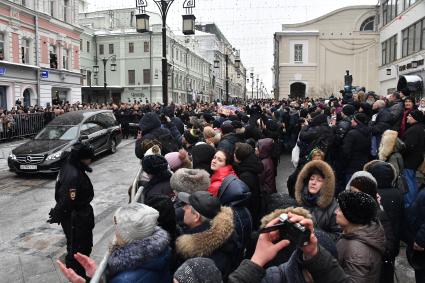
[
  {"x1": 9, "y1": 153, "x2": 16, "y2": 160},
  {"x1": 46, "y1": 151, "x2": 63, "y2": 161}
]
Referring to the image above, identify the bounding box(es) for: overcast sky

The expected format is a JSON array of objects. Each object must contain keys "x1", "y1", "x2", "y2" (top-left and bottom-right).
[{"x1": 87, "y1": 0, "x2": 378, "y2": 91}]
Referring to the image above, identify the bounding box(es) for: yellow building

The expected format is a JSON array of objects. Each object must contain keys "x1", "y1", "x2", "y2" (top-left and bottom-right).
[{"x1": 273, "y1": 5, "x2": 380, "y2": 99}]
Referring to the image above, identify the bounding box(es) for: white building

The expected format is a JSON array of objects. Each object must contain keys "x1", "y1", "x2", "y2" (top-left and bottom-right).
[
  {"x1": 273, "y1": 6, "x2": 380, "y2": 99},
  {"x1": 78, "y1": 8, "x2": 217, "y2": 104},
  {"x1": 0, "y1": 0, "x2": 83, "y2": 110},
  {"x1": 378, "y1": 0, "x2": 424, "y2": 98}
]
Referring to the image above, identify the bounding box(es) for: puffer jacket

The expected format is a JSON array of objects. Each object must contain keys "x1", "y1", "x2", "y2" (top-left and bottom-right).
[
  {"x1": 336, "y1": 222, "x2": 386, "y2": 283},
  {"x1": 295, "y1": 160, "x2": 341, "y2": 240},
  {"x1": 342, "y1": 123, "x2": 371, "y2": 175},
  {"x1": 370, "y1": 108, "x2": 392, "y2": 137},
  {"x1": 257, "y1": 138, "x2": 277, "y2": 194},
  {"x1": 234, "y1": 153, "x2": 264, "y2": 227},
  {"x1": 208, "y1": 165, "x2": 237, "y2": 197},
  {"x1": 387, "y1": 100, "x2": 404, "y2": 131},
  {"x1": 108, "y1": 227, "x2": 171, "y2": 283},
  {"x1": 378, "y1": 130, "x2": 405, "y2": 176}
]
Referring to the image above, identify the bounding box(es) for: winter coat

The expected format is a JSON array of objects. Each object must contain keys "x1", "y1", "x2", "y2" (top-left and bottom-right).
[
  {"x1": 257, "y1": 138, "x2": 277, "y2": 194},
  {"x1": 208, "y1": 165, "x2": 237, "y2": 197},
  {"x1": 405, "y1": 188, "x2": 425, "y2": 249},
  {"x1": 218, "y1": 133, "x2": 245, "y2": 154},
  {"x1": 295, "y1": 160, "x2": 341, "y2": 240},
  {"x1": 228, "y1": 247, "x2": 349, "y2": 283},
  {"x1": 336, "y1": 222, "x2": 386, "y2": 283},
  {"x1": 387, "y1": 100, "x2": 404, "y2": 131},
  {"x1": 402, "y1": 122, "x2": 425, "y2": 170},
  {"x1": 234, "y1": 153, "x2": 264, "y2": 226},
  {"x1": 370, "y1": 108, "x2": 392, "y2": 137},
  {"x1": 108, "y1": 227, "x2": 172, "y2": 283},
  {"x1": 342, "y1": 123, "x2": 371, "y2": 174},
  {"x1": 378, "y1": 130, "x2": 405, "y2": 176},
  {"x1": 143, "y1": 171, "x2": 174, "y2": 202},
  {"x1": 175, "y1": 207, "x2": 240, "y2": 279},
  {"x1": 364, "y1": 160, "x2": 404, "y2": 259}
]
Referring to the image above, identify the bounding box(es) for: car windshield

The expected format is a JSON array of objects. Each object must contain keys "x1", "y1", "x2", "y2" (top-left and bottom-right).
[{"x1": 35, "y1": 125, "x2": 79, "y2": 140}]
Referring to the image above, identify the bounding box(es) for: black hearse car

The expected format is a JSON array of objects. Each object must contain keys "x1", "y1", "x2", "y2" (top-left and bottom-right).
[{"x1": 8, "y1": 110, "x2": 122, "y2": 174}]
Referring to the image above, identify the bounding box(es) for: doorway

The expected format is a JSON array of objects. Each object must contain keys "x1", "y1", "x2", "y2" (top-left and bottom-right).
[{"x1": 290, "y1": 82, "x2": 306, "y2": 99}]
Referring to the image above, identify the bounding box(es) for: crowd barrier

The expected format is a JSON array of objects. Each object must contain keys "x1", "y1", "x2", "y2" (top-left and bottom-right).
[{"x1": 0, "y1": 113, "x2": 54, "y2": 141}]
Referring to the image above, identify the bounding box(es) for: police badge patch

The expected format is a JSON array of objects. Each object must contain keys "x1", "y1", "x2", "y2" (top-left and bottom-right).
[{"x1": 69, "y1": 189, "x2": 77, "y2": 200}]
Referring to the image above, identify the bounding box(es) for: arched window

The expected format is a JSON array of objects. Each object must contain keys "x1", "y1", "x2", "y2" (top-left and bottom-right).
[{"x1": 360, "y1": 16, "x2": 375, "y2": 32}]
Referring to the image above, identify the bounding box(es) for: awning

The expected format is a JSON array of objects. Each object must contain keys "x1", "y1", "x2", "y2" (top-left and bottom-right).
[{"x1": 397, "y1": 75, "x2": 423, "y2": 92}]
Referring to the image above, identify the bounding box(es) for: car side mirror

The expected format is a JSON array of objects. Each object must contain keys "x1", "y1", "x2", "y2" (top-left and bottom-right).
[{"x1": 79, "y1": 135, "x2": 89, "y2": 141}]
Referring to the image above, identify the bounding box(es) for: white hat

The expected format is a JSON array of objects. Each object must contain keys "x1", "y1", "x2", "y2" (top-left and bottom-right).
[{"x1": 113, "y1": 203, "x2": 159, "y2": 244}]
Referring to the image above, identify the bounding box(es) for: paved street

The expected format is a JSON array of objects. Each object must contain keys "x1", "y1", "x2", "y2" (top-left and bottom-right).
[
  {"x1": 0, "y1": 139, "x2": 139, "y2": 283},
  {"x1": 0, "y1": 141, "x2": 416, "y2": 282}
]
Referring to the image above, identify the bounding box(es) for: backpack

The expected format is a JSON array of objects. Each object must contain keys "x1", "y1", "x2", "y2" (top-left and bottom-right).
[
  {"x1": 218, "y1": 175, "x2": 251, "y2": 207},
  {"x1": 157, "y1": 132, "x2": 179, "y2": 155}
]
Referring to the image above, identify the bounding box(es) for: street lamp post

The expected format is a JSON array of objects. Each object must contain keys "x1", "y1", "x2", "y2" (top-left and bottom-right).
[
  {"x1": 136, "y1": 0, "x2": 196, "y2": 105},
  {"x1": 256, "y1": 75, "x2": 259, "y2": 100},
  {"x1": 93, "y1": 55, "x2": 116, "y2": 102}
]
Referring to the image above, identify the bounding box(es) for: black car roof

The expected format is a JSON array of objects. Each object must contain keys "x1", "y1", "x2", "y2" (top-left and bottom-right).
[{"x1": 48, "y1": 110, "x2": 112, "y2": 126}]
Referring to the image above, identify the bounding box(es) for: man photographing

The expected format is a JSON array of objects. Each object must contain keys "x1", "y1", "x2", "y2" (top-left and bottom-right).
[{"x1": 48, "y1": 142, "x2": 95, "y2": 280}]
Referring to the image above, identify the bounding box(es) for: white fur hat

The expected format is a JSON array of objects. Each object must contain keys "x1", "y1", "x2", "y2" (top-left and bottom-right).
[{"x1": 113, "y1": 203, "x2": 159, "y2": 244}]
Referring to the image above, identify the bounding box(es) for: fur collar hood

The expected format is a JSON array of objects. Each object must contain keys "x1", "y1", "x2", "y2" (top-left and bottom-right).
[
  {"x1": 260, "y1": 207, "x2": 312, "y2": 228},
  {"x1": 176, "y1": 207, "x2": 234, "y2": 259},
  {"x1": 379, "y1": 130, "x2": 405, "y2": 161},
  {"x1": 108, "y1": 227, "x2": 170, "y2": 277},
  {"x1": 295, "y1": 160, "x2": 335, "y2": 209}
]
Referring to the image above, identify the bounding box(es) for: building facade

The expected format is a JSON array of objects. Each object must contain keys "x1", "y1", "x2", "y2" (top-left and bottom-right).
[
  {"x1": 273, "y1": 6, "x2": 379, "y2": 99},
  {"x1": 378, "y1": 0, "x2": 424, "y2": 98},
  {"x1": 78, "y1": 9, "x2": 223, "y2": 104},
  {"x1": 0, "y1": 0, "x2": 83, "y2": 110}
]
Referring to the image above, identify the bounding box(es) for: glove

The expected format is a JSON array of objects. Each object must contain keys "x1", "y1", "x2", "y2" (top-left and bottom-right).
[{"x1": 47, "y1": 208, "x2": 62, "y2": 225}]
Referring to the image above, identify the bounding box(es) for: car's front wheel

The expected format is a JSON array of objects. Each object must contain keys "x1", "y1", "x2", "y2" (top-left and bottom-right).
[{"x1": 110, "y1": 138, "x2": 117, "y2": 154}]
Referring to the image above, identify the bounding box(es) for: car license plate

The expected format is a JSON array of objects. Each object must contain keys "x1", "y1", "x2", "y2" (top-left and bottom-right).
[{"x1": 20, "y1": 165, "x2": 37, "y2": 170}]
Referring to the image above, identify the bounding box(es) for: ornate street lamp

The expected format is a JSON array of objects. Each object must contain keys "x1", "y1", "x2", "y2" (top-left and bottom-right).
[
  {"x1": 93, "y1": 65, "x2": 99, "y2": 74},
  {"x1": 136, "y1": 13, "x2": 150, "y2": 33},
  {"x1": 214, "y1": 58, "x2": 220, "y2": 69},
  {"x1": 182, "y1": 14, "x2": 196, "y2": 35},
  {"x1": 386, "y1": 68, "x2": 391, "y2": 75}
]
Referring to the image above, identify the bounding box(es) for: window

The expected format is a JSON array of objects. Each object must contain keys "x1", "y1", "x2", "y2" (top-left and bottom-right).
[
  {"x1": 129, "y1": 42, "x2": 134, "y2": 53},
  {"x1": 402, "y1": 18, "x2": 425, "y2": 57},
  {"x1": 382, "y1": 35, "x2": 397, "y2": 65},
  {"x1": 64, "y1": 0, "x2": 70, "y2": 22},
  {"x1": 62, "y1": 49, "x2": 69, "y2": 70},
  {"x1": 144, "y1": 41, "x2": 149, "y2": 52},
  {"x1": 86, "y1": 41, "x2": 90, "y2": 53},
  {"x1": 109, "y1": 44, "x2": 114, "y2": 54},
  {"x1": 50, "y1": 0, "x2": 54, "y2": 17},
  {"x1": 143, "y1": 69, "x2": 151, "y2": 84},
  {"x1": 49, "y1": 45, "x2": 57, "y2": 69},
  {"x1": 360, "y1": 16, "x2": 375, "y2": 31},
  {"x1": 0, "y1": 33, "x2": 4, "y2": 60},
  {"x1": 21, "y1": 39, "x2": 30, "y2": 64},
  {"x1": 79, "y1": 39, "x2": 83, "y2": 51},
  {"x1": 294, "y1": 44, "x2": 303, "y2": 62},
  {"x1": 128, "y1": 70, "x2": 135, "y2": 85},
  {"x1": 99, "y1": 44, "x2": 104, "y2": 55}
]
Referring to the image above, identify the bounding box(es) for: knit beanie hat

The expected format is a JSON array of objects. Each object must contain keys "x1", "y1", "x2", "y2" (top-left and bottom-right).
[
  {"x1": 170, "y1": 168, "x2": 211, "y2": 193},
  {"x1": 184, "y1": 129, "x2": 201, "y2": 145},
  {"x1": 354, "y1": 112, "x2": 369, "y2": 125},
  {"x1": 174, "y1": 257, "x2": 223, "y2": 283},
  {"x1": 165, "y1": 150, "x2": 191, "y2": 172},
  {"x1": 113, "y1": 203, "x2": 159, "y2": 244},
  {"x1": 191, "y1": 144, "x2": 216, "y2": 174},
  {"x1": 337, "y1": 191, "x2": 377, "y2": 225},
  {"x1": 342, "y1": 104, "x2": 355, "y2": 117},
  {"x1": 142, "y1": 155, "x2": 169, "y2": 175},
  {"x1": 235, "y1": 142, "x2": 254, "y2": 161},
  {"x1": 410, "y1": 110, "x2": 424, "y2": 122}
]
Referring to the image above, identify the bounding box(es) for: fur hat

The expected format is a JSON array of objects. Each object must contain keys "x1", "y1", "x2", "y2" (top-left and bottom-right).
[
  {"x1": 165, "y1": 150, "x2": 192, "y2": 172},
  {"x1": 174, "y1": 257, "x2": 222, "y2": 283},
  {"x1": 142, "y1": 155, "x2": 169, "y2": 175},
  {"x1": 113, "y1": 203, "x2": 159, "y2": 244},
  {"x1": 410, "y1": 110, "x2": 424, "y2": 122},
  {"x1": 337, "y1": 191, "x2": 377, "y2": 225},
  {"x1": 346, "y1": 171, "x2": 378, "y2": 200},
  {"x1": 234, "y1": 142, "x2": 254, "y2": 161},
  {"x1": 139, "y1": 139, "x2": 162, "y2": 156},
  {"x1": 171, "y1": 168, "x2": 211, "y2": 193}
]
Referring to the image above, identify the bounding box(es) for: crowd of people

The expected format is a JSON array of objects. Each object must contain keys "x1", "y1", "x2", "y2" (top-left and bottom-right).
[{"x1": 48, "y1": 90, "x2": 425, "y2": 283}]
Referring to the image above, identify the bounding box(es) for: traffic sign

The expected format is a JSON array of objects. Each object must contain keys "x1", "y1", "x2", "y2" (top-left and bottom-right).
[
  {"x1": 41, "y1": 70, "x2": 48, "y2": 78},
  {"x1": 0, "y1": 67, "x2": 6, "y2": 75}
]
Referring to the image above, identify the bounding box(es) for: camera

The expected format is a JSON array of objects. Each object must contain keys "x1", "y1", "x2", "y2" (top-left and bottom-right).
[{"x1": 260, "y1": 213, "x2": 311, "y2": 247}]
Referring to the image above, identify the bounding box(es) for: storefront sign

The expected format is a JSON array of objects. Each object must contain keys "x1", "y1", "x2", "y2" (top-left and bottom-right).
[
  {"x1": 41, "y1": 71, "x2": 49, "y2": 78},
  {"x1": 0, "y1": 67, "x2": 6, "y2": 76}
]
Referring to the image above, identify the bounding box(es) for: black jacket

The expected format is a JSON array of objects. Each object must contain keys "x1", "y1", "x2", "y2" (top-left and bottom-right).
[
  {"x1": 234, "y1": 153, "x2": 264, "y2": 227},
  {"x1": 402, "y1": 122, "x2": 425, "y2": 170},
  {"x1": 143, "y1": 171, "x2": 174, "y2": 202},
  {"x1": 218, "y1": 133, "x2": 245, "y2": 154},
  {"x1": 370, "y1": 108, "x2": 392, "y2": 137},
  {"x1": 342, "y1": 123, "x2": 371, "y2": 174}
]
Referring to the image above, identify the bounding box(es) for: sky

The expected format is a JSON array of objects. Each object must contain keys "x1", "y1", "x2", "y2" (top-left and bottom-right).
[{"x1": 87, "y1": 0, "x2": 379, "y2": 91}]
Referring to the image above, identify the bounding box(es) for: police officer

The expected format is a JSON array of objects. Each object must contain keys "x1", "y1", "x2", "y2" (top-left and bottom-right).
[{"x1": 48, "y1": 142, "x2": 95, "y2": 279}]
